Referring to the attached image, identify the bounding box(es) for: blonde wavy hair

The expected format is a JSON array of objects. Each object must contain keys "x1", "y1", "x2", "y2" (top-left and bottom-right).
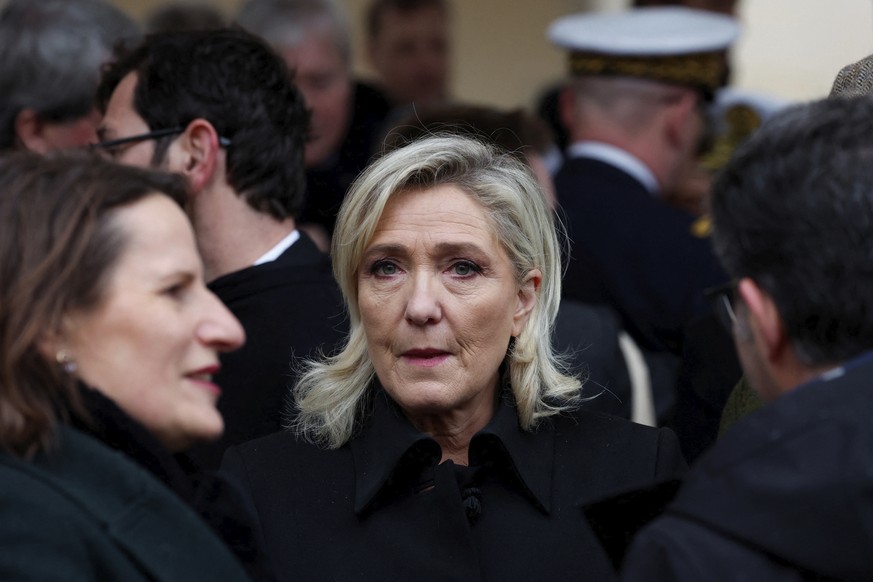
[{"x1": 292, "y1": 135, "x2": 581, "y2": 448}]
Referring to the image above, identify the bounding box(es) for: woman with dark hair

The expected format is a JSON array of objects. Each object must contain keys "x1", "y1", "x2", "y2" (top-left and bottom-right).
[{"x1": 0, "y1": 151, "x2": 251, "y2": 580}]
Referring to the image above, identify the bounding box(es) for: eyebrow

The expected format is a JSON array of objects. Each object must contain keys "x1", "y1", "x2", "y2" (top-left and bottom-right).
[{"x1": 363, "y1": 241, "x2": 489, "y2": 259}]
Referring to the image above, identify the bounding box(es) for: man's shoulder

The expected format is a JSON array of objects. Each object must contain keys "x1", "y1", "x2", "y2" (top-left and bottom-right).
[{"x1": 210, "y1": 239, "x2": 341, "y2": 305}]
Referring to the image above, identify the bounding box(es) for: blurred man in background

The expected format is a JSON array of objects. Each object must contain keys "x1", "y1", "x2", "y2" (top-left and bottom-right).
[
  {"x1": 238, "y1": 0, "x2": 391, "y2": 246},
  {"x1": 365, "y1": 0, "x2": 451, "y2": 107},
  {"x1": 0, "y1": 0, "x2": 139, "y2": 153}
]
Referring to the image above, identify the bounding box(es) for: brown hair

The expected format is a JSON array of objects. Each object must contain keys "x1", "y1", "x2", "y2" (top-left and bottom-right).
[{"x1": 0, "y1": 151, "x2": 188, "y2": 458}]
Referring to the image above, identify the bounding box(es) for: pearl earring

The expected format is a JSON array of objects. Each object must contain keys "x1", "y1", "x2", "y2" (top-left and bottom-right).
[{"x1": 55, "y1": 349, "x2": 77, "y2": 374}]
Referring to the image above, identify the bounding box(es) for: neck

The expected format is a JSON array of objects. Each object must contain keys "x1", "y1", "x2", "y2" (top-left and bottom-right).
[
  {"x1": 406, "y1": 385, "x2": 498, "y2": 466},
  {"x1": 573, "y1": 128, "x2": 674, "y2": 192},
  {"x1": 191, "y1": 182, "x2": 297, "y2": 282}
]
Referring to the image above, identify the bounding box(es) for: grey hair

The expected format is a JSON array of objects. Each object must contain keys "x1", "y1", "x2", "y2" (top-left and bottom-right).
[
  {"x1": 0, "y1": 0, "x2": 140, "y2": 149},
  {"x1": 570, "y1": 76, "x2": 691, "y2": 136},
  {"x1": 236, "y1": 0, "x2": 351, "y2": 64},
  {"x1": 292, "y1": 135, "x2": 581, "y2": 448}
]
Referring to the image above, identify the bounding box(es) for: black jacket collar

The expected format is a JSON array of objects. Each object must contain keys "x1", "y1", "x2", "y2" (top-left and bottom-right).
[{"x1": 350, "y1": 384, "x2": 556, "y2": 516}]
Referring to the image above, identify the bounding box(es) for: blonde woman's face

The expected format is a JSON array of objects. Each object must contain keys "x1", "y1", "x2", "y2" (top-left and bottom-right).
[
  {"x1": 62, "y1": 195, "x2": 245, "y2": 451},
  {"x1": 357, "y1": 185, "x2": 538, "y2": 428}
]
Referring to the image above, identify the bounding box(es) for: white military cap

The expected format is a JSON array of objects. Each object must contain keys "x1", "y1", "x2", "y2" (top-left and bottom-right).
[{"x1": 548, "y1": 7, "x2": 740, "y2": 95}]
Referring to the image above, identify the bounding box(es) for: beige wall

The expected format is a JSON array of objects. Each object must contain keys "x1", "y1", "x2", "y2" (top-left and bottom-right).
[
  {"x1": 112, "y1": 0, "x2": 589, "y2": 109},
  {"x1": 110, "y1": 0, "x2": 873, "y2": 109}
]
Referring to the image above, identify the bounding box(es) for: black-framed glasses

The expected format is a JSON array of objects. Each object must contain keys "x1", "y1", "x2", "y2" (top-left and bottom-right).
[
  {"x1": 90, "y1": 127, "x2": 232, "y2": 152},
  {"x1": 704, "y1": 280, "x2": 739, "y2": 332}
]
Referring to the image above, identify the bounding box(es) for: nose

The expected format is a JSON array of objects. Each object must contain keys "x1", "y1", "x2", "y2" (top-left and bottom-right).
[
  {"x1": 404, "y1": 272, "x2": 443, "y2": 325},
  {"x1": 197, "y1": 290, "x2": 246, "y2": 352}
]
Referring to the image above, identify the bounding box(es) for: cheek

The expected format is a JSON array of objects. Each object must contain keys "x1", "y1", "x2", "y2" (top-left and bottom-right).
[
  {"x1": 358, "y1": 291, "x2": 394, "y2": 344},
  {"x1": 322, "y1": 90, "x2": 350, "y2": 130}
]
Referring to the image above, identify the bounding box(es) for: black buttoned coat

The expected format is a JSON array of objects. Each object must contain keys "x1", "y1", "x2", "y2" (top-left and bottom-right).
[{"x1": 223, "y1": 387, "x2": 686, "y2": 581}]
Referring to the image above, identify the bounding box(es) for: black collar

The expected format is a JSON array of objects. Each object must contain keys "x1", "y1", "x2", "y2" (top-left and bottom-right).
[{"x1": 350, "y1": 385, "x2": 555, "y2": 516}]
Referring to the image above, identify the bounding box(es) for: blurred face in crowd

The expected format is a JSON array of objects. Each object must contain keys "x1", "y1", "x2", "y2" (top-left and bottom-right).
[
  {"x1": 357, "y1": 185, "x2": 537, "y2": 432},
  {"x1": 368, "y1": 4, "x2": 449, "y2": 106},
  {"x1": 281, "y1": 29, "x2": 352, "y2": 168},
  {"x1": 60, "y1": 194, "x2": 245, "y2": 451},
  {"x1": 16, "y1": 108, "x2": 101, "y2": 154}
]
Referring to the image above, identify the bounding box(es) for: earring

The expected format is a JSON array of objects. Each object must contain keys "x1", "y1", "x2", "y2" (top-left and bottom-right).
[{"x1": 55, "y1": 349, "x2": 77, "y2": 374}]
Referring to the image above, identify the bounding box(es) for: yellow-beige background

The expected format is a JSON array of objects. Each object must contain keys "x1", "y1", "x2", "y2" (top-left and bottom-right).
[{"x1": 111, "y1": 0, "x2": 873, "y2": 109}]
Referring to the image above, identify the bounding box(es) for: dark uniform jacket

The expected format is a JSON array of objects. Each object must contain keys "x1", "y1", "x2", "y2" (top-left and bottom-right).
[
  {"x1": 222, "y1": 385, "x2": 686, "y2": 581},
  {"x1": 0, "y1": 424, "x2": 249, "y2": 581},
  {"x1": 622, "y1": 352, "x2": 873, "y2": 581},
  {"x1": 555, "y1": 156, "x2": 725, "y2": 355},
  {"x1": 190, "y1": 233, "x2": 347, "y2": 470}
]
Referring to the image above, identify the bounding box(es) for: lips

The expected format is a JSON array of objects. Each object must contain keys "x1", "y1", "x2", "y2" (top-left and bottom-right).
[
  {"x1": 401, "y1": 348, "x2": 450, "y2": 368},
  {"x1": 186, "y1": 365, "x2": 222, "y2": 396}
]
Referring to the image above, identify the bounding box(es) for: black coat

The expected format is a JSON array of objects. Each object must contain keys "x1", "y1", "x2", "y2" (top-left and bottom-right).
[
  {"x1": 0, "y1": 424, "x2": 249, "y2": 581},
  {"x1": 555, "y1": 157, "x2": 725, "y2": 355},
  {"x1": 190, "y1": 233, "x2": 347, "y2": 470},
  {"x1": 623, "y1": 352, "x2": 873, "y2": 581},
  {"x1": 74, "y1": 386, "x2": 272, "y2": 580},
  {"x1": 222, "y1": 386, "x2": 686, "y2": 581}
]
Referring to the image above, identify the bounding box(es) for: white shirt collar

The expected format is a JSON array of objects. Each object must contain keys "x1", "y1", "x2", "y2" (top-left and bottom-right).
[
  {"x1": 568, "y1": 141, "x2": 660, "y2": 195},
  {"x1": 253, "y1": 229, "x2": 300, "y2": 266}
]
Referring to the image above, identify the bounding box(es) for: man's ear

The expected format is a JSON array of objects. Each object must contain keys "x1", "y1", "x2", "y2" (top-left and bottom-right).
[
  {"x1": 737, "y1": 277, "x2": 787, "y2": 362},
  {"x1": 558, "y1": 85, "x2": 578, "y2": 137},
  {"x1": 664, "y1": 90, "x2": 700, "y2": 152},
  {"x1": 512, "y1": 269, "x2": 542, "y2": 337},
  {"x1": 14, "y1": 108, "x2": 51, "y2": 154},
  {"x1": 174, "y1": 119, "x2": 221, "y2": 193}
]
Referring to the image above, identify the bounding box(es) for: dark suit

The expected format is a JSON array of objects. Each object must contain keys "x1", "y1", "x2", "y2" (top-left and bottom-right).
[
  {"x1": 623, "y1": 351, "x2": 873, "y2": 581},
  {"x1": 223, "y1": 386, "x2": 686, "y2": 581},
  {"x1": 189, "y1": 233, "x2": 347, "y2": 470},
  {"x1": 0, "y1": 425, "x2": 249, "y2": 581},
  {"x1": 555, "y1": 156, "x2": 725, "y2": 355}
]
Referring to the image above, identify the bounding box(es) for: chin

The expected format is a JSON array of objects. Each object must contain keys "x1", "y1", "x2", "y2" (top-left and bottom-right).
[
  {"x1": 184, "y1": 418, "x2": 225, "y2": 449},
  {"x1": 391, "y1": 383, "x2": 467, "y2": 415}
]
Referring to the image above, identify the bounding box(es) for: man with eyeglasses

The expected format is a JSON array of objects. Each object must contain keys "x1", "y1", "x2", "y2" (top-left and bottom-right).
[
  {"x1": 95, "y1": 28, "x2": 347, "y2": 470},
  {"x1": 622, "y1": 96, "x2": 873, "y2": 579}
]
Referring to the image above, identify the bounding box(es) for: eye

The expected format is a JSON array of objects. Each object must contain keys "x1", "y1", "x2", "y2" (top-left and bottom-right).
[
  {"x1": 162, "y1": 278, "x2": 192, "y2": 299},
  {"x1": 449, "y1": 260, "x2": 481, "y2": 277},
  {"x1": 370, "y1": 260, "x2": 401, "y2": 277}
]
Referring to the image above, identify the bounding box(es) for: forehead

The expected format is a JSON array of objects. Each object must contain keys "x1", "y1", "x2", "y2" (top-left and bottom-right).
[
  {"x1": 376, "y1": 5, "x2": 447, "y2": 40},
  {"x1": 282, "y1": 29, "x2": 346, "y2": 72},
  {"x1": 107, "y1": 194, "x2": 199, "y2": 280},
  {"x1": 368, "y1": 185, "x2": 498, "y2": 249},
  {"x1": 101, "y1": 72, "x2": 150, "y2": 137}
]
